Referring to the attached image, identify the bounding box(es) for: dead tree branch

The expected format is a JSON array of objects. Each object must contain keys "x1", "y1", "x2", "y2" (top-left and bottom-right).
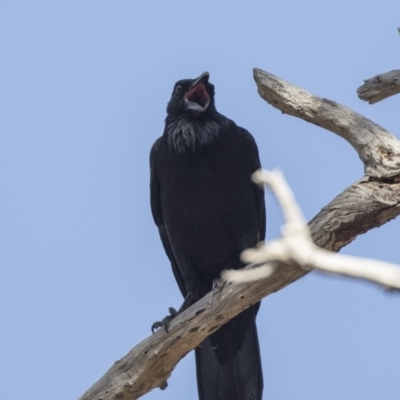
[
  {"x1": 78, "y1": 69, "x2": 400, "y2": 400},
  {"x1": 357, "y1": 70, "x2": 400, "y2": 104},
  {"x1": 223, "y1": 169, "x2": 400, "y2": 290},
  {"x1": 253, "y1": 68, "x2": 400, "y2": 179}
]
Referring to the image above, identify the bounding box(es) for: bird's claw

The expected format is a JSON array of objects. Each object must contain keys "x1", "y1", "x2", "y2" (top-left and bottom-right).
[
  {"x1": 151, "y1": 292, "x2": 196, "y2": 333},
  {"x1": 151, "y1": 307, "x2": 178, "y2": 333}
]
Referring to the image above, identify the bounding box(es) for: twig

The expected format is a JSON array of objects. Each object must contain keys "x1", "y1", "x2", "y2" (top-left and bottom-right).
[{"x1": 223, "y1": 170, "x2": 400, "y2": 290}]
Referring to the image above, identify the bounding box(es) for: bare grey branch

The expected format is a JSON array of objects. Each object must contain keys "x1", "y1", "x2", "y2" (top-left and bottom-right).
[
  {"x1": 253, "y1": 68, "x2": 400, "y2": 179},
  {"x1": 79, "y1": 175, "x2": 400, "y2": 400},
  {"x1": 357, "y1": 70, "x2": 400, "y2": 104},
  {"x1": 226, "y1": 169, "x2": 400, "y2": 290}
]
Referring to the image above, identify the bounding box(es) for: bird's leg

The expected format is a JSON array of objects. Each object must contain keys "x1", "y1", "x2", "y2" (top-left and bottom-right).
[
  {"x1": 177, "y1": 290, "x2": 196, "y2": 312},
  {"x1": 151, "y1": 307, "x2": 178, "y2": 333},
  {"x1": 151, "y1": 291, "x2": 197, "y2": 333}
]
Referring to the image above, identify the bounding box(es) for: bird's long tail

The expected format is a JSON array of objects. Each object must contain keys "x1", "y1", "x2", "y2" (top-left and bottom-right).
[{"x1": 195, "y1": 304, "x2": 263, "y2": 400}]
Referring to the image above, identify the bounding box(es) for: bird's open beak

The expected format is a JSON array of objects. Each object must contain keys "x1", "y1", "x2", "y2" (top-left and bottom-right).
[
  {"x1": 184, "y1": 72, "x2": 210, "y2": 112},
  {"x1": 191, "y1": 71, "x2": 210, "y2": 88}
]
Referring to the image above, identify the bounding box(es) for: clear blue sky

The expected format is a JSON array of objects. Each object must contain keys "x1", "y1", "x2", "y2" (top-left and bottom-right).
[{"x1": 1, "y1": 1, "x2": 399, "y2": 399}]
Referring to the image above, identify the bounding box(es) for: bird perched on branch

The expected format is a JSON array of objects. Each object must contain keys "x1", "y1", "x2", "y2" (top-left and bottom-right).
[{"x1": 150, "y1": 72, "x2": 265, "y2": 400}]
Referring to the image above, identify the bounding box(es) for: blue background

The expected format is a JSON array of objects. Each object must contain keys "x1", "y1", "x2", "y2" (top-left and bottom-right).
[{"x1": 1, "y1": 1, "x2": 399, "y2": 399}]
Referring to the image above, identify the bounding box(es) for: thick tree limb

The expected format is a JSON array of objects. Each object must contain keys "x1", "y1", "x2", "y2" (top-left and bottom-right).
[
  {"x1": 357, "y1": 70, "x2": 400, "y2": 104},
  {"x1": 79, "y1": 70, "x2": 400, "y2": 400},
  {"x1": 253, "y1": 68, "x2": 400, "y2": 180},
  {"x1": 79, "y1": 177, "x2": 400, "y2": 400},
  {"x1": 224, "y1": 170, "x2": 400, "y2": 290}
]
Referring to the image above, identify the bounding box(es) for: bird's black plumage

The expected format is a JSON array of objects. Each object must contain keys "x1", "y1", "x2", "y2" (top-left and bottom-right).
[{"x1": 150, "y1": 72, "x2": 265, "y2": 400}]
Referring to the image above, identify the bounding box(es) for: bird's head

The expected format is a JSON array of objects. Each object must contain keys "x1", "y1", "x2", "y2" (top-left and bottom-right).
[{"x1": 166, "y1": 72, "x2": 216, "y2": 117}]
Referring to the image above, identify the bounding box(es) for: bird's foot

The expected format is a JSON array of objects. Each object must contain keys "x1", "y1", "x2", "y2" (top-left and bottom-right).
[
  {"x1": 151, "y1": 307, "x2": 178, "y2": 333},
  {"x1": 151, "y1": 291, "x2": 197, "y2": 333}
]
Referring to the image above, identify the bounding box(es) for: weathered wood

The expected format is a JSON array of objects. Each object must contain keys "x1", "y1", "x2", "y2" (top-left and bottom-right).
[
  {"x1": 79, "y1": 179, "x2": 400, "y2": 400},
  {"x1": 357, "y1": 70, "x2": 400, "y2": 104},
  {"x1": 79, "y1": 69, "x2": 400, "y2": 400},
  {"x1": 228, "y1": 171, "x2": 400, "y2": 290},
  {"x1": 309, "y1": 177, "x2": 400, "y2": 250},
  {"x1": 253, "y1": 68, "x2": 400, "y2": 180}
]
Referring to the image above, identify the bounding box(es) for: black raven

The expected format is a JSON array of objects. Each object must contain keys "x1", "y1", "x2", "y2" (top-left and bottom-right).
[{"x1": 150, "y1": 72, "x2": 265, "y2": 400}]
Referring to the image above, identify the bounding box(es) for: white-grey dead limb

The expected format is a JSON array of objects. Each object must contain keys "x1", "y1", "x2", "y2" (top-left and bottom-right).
[{"x1": 222, "y1": 170, "x2": 400, "y2": 290}]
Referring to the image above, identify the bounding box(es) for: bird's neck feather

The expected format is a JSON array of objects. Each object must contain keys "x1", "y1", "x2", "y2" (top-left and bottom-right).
[{"x1": 165, "y1": 112, "x2": 229, "y2": 154}]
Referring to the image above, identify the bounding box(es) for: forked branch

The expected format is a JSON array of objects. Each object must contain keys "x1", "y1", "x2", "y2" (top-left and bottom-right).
[
  {"x1": 253, "y1": 68, "x2": 400, "y2": 179},
  {"x1": 223, "y1": 169, "x2": 400, "y2": 290},
  {"x1": 78, "y1": 69, "x2": 400, "y2": 400}
]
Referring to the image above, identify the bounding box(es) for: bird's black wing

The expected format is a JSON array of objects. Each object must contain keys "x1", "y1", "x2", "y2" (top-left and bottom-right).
[
  {"x1": 254, "y1": 154, "x2": 266, "y2": 243},
  {"x1": 150, "y1": 139, "x2": 187, "y2": 297},
  {"x1": 239, "y1": 127, "x2": 266, "y2": 243}
]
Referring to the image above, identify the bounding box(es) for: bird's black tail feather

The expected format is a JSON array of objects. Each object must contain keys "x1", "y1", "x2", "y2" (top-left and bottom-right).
[{"x1": 195, "y1": 305, "x2": 263, "y2": 400}]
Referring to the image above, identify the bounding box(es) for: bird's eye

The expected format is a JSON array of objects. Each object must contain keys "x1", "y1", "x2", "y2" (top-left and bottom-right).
[{"x1": 175, "y1": 85, "x2": 182, "y2": 94}]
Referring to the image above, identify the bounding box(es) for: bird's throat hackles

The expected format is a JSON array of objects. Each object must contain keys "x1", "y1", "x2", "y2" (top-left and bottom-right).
[{"x1": 165, "y1": 113, "x2": 229, "y2": 154}]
